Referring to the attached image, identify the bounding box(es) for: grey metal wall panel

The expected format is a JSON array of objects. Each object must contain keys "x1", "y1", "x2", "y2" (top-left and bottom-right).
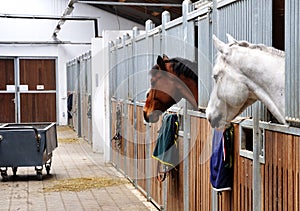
[
  {"x1": 164, "y1": 24, "x2": 185, "y2": 57},
  {"x1": 134, "y1": 38, "x2": 151, "y2": 101},
  {"x1": 109, "y1": 47, "x2": 117, "y2": 99},
  {"x1": 198, "y1": 14, "x2": 212, "y2": 108},
  {"x1": 285, "y1": 0, "x2": 300, "y2": 121},
  {"x1": 115, "y1": 46, "x2": 128, "y2": 100}
]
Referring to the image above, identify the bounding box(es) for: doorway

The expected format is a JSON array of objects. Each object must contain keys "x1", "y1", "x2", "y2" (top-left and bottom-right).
[
  {"x1": 0, "y1": 57, "x2": 57, "y2": 123},
  {"x1": 273, "y1": 0, "x2": 285, "y2": 50}
]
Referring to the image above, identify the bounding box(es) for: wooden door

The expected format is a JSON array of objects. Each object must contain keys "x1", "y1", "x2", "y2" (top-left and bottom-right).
[
  {"x1": 0, "y1": 59, "x2": 15, "y2": 123},
  {"x1": 19, "y1": 59, "x2": 56, "y2": 122}
]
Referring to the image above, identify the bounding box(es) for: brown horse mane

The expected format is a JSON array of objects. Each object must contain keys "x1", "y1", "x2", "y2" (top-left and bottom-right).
[{"x1": 151, "y1": 57, "x2": 198, "y2": 82}]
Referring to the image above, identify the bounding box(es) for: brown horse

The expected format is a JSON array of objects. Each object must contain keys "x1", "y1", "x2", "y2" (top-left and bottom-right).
[{"x1": 143, "y1": 55, "x2": 198, "y2": 123}]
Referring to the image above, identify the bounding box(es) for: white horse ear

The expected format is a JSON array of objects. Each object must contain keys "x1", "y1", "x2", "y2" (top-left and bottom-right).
[
  {"x1": 212, "y1": 34, "x2": 230, "y2": 55},
  {"x1": 226, "y1": 33, "x2": 237, "y2": 44}
]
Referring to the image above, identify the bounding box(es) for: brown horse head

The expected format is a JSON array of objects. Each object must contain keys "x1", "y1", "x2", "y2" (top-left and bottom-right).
[{"x1": 143, "y1": 55, "x2": 198, "y2": 123}]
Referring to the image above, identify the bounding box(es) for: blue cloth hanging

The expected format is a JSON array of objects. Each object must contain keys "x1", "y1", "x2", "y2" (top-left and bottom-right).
[
  {"x1": 152, "y1": 114, "x2": 179, "y2": 169},
  {"x1": 210, "y1": 125, "x2": 234, "y2": 191}
]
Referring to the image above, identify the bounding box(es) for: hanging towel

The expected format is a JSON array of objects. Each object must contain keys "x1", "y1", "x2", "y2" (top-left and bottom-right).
[
  {"x1": 152, "y1": 114, "x2": 179, "y2": 169},
  {"x1": 210, "y1": 124, "x2": 234, "y2": 191}
]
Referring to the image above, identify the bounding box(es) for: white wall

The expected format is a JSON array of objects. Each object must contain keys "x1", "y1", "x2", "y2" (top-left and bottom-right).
[
  {"x1": 0, "y1": 0, "x2": 144, "y2": 125},
  {"x1": 91, "y1": 30, "x2": 134, "y2": 159}
]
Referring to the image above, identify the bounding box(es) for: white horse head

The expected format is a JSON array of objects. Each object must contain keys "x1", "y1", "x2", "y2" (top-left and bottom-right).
[{"x1": 206, "y1": 34, "x2": 286, "y2": 129}]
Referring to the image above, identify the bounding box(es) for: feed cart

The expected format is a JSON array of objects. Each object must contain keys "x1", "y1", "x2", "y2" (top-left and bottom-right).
[{"x1": 0, "y1": 123, "x2": 57, "y2": 181}]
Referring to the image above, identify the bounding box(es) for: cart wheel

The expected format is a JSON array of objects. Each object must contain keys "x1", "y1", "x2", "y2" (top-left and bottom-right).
[
  {"x1": 2, "y1": 174, "x2": 8, "y2": 182},
  {"x1": 37, "y1": 173, "x2": 43, "y2": 181},
  {"x1": 12, "y1": 167, "x2": 18, "y2": 176},
  {"x1": 45, "y1": 165, "x2": 51, "y2": 175},
  {"x1": 35, "y1": 167, "x2": 43, "y2": 180},
  {"x1": 0, "y1": 168, "x2": 8, "y2": 182}
]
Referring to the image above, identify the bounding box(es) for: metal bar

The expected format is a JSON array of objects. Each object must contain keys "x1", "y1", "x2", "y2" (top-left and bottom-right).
[
  {"x1": 0, "y1": 13, "x2": 98, "y2": 20},
  {"x1": 52, "y1": 0, "x2": 100, "y2": 38},
  {"x1": 14, "y1": 58, "x2": 20, "y2": 124},
  {"x1": 78, "y1": 1, "x2": 182, "y2": 7},
  {"x1": 144, "y1": 19, "x2": 155, "y2": 201},
  {"x1": 253, "y1": 102, "x2": 261, "y2": 210},
  {"x1": 252, "y1": 0, "x2": 261, "y2": 209},
  {"x1": 0, "y1": 41, "x2": 91, "y2": 45},
  {"x1": 182, "y1": 1, "x2": 192, "y2": 211}
]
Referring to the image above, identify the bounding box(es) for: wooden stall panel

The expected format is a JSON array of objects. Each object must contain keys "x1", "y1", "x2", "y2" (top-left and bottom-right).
[
  {"x1": 126, "y1": 104, "x2": 135, "y2": 179},
  {"x1": 20, "y1": 93, "x2": 56, "y2": 122},
  {"x1": 231, "y1": 124, "x2": 254, "y2": 211},
  {"x1": 166, "y1": 136, "x2": 184, "y2": 211},
  {"x1": 0, "y1": 59, "x2": 15, "y2": 123},
  {"x1": 150, "y1": 114, "x2": 164, "y2": 206},
  {"x1": 0, "y1": 59, "x2": 14, "y2": 90},
  {"x1": 110, "y1": 104, "x2": 300, "y2": 211},
  {"x1": 0, "y1": 94, "x2": 15, "y2": 123},
  {"x1": 189, "y1": 117, "x2": 212, "y2": 211},
  {"x1": 264, "y1": 131, "x2": 300, "y2": 211},
  {"x1": 136, "y1": 106, "x2": 146, "y2": 190},
  {"x1": 82, "y1": 94, "x2": 89, "y2": 141},
  {"x1": 20, "y1": 59, "x2": 56, "y2": 90},
  {"x1": 111, "y1": 101, "x2": 118, "y2": 165}
]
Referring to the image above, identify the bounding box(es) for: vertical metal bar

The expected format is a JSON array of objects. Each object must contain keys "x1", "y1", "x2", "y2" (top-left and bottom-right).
[
  {"x1": 14, "y1": 57, "x2": 20, "y2": 123},
  {"x1": 296, "y1": 1, "x2": 300, "y2": 120},
  {"x1": 182, "y1": 1, "x2": 192, "y2": 211},
  {"x1": 122, "y1": 34, "x2": 129, "y2": 177},
  {"x1": 123, "y1": 100, "x2": 128, "y2": 176},
  {"x1": 252, "y1": 1, "x2": 261, "y2": 209},
  {"x1": 109, "y1": 41, "x2": 114, "y2": 163},
  {"x1": 211, "y1": 1, "x2": 219, "y2": 210},
  {"x1": 132, "y1": 29, "x2": 137, "y2": 182},
  {"x1": 253, "y1": 102, "x2": 261, "y2": 211},
  {"x1": 133, "y1": 26, "x2": 139, "y2": 187},
  {"x1": 145, "y1": 19, "x2": 155, "y2": 201},
  {"x1": 76, "y1": 58, "x2": 82, "y2": 137},
  {"x1": 161, "y1": 11, "x2": 170, "y2": 54}
]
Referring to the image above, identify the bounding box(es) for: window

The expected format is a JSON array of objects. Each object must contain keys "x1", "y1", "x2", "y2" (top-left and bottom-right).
[{"x1": 239, "y1": 124, "x2": 265, "y2": 163}]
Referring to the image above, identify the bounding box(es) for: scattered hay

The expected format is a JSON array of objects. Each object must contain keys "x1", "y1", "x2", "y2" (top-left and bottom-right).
[
  {"x1": 43, "y1": 177, "x2": 128, "y2": 192},
  {"x1": 57, "y1": 126, "x2": 73, "y2": 132},
  {"x1": 58, "y1": 138, "x2": 79, "y2": 143}
]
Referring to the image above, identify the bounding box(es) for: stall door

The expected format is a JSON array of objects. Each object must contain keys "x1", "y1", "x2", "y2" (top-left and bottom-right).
[
  {"x1": 0, "y1": 59, "x2": 15, "y2": 123},
  {"x1": 19, "y1": 59, "x2": 56, "y2": 122}
]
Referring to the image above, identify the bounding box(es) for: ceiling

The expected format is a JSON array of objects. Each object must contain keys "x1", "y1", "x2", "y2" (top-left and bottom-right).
[{"x1": 81, "y1": 0, "x2": 198, "y2": 26}]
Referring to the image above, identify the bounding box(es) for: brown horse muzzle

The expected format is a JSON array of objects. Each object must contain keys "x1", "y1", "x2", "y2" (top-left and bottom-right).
[{"x1": 143, "y1": 110, "x2": 161, "y2": 123}]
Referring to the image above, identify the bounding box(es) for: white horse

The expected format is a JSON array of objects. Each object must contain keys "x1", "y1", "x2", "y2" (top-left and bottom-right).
[{"x1": 206, "y1": 34, "x2": 286, "y2": 129}]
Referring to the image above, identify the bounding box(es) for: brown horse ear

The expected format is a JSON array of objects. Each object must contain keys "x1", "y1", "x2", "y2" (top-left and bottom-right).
[{"x1": 157, "y1": 55, "x2": 166, "y2": 70}]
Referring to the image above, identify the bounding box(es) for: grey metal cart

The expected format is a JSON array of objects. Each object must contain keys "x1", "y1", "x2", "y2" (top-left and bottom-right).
[{"x1": 0, "y1": 123, "x2": 57, "y2": 181}]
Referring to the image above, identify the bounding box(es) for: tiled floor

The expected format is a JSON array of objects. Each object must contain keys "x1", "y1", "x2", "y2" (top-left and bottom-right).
[{"x1": 0, "y1": 126, "x2": 157, "y2": 211}]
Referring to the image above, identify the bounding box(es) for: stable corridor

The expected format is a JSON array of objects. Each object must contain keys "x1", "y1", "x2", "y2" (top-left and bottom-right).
[{"x1": 0, "y1": 126, "x2": 157, "y2": 211}]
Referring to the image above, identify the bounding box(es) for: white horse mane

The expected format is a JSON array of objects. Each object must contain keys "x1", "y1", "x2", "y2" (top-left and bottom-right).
[{"x1": 230, "y1": 40, "x2": 285, "y2": 58}]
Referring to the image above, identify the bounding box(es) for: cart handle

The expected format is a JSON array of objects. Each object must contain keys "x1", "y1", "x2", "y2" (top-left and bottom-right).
[{"x1": 0, "y1": 127, "x2": 41, "y2": 152}]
